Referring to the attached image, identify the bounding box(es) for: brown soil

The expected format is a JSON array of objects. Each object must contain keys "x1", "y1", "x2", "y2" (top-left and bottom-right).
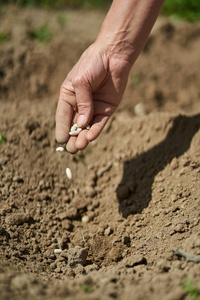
[{"x1": 0, "y1": 5, "x2": 200, "y2": 300}]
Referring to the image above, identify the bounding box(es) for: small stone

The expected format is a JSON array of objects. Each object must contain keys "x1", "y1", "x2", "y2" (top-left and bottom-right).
[
  {"x1": 5, "y1": 213, "x2": 31, "y2": 226},
  {"x1": 174, "y1": 223, "x2": 185, "y2": 233},
  {"x1": 68, "y1": 247, "x2": 88, "y2": 267},
  {"x1": 97, "y1": 162, "x2": 112, "y2": 178},
  {"x1": 123, "y1": 255, "x2": 147, "y2": 268},
  {"x1": 65, "y1": 206, "x2": 78, "y2": 220},
  {"x1": 116, "y1": 184, "x2": 130, "y2": 200},
  {"x1": 85, "y1": 186, "x2": 97, "y2": 198},
  {"x1": 123, "y1": 236, "x2": 131, "y2": 245},
  {"x1": 13, "y1": 176, "x2": 24, "y2": 183},
  {"x1": 171, "y1": 157, "x2": 179, "y2": 170},
  {"x1": 104, "y1": 226, "x2": 113, "y2": 236},
  {"x1": 108, "y1": 246, "x2": 122, "y2": 262}
]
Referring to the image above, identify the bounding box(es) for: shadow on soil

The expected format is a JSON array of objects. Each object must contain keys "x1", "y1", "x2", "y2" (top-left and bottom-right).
[{"x1": 117, "y1": 113, "x2": 200, "y2": 217}]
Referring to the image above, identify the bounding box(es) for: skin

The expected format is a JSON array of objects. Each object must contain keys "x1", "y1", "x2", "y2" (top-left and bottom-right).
[{"x1": 56, "y1": 0, "x2": 165, "y2": 153}]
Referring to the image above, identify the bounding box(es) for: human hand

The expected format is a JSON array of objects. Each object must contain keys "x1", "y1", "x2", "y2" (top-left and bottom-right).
[{"x1": 55, "y1": 42, "x2": 132, "y2": 153}]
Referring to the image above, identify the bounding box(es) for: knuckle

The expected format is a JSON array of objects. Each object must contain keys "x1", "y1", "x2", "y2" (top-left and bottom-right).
[
  {"x1": 77, "y1": 102, "x2": 91, "y2": 111},
  {"x1": 59, "y1": 80, "x2": 74, "y2": 102},
  {"x1": 60, "y1": 83, "x2": 66, "y2": 94},
  {"x1": 72, "y1": 75, "x2": 84, "y2": 87}
]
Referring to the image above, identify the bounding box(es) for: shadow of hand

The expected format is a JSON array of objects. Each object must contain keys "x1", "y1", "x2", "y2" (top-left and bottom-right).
[{"x1": 116, "y1": 114, "x2": 200, "y2": 217}]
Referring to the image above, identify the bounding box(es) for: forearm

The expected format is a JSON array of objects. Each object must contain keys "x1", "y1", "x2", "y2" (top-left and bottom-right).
[{"x1": 96, "y1": 0, "x2": 165, "y2": 64}]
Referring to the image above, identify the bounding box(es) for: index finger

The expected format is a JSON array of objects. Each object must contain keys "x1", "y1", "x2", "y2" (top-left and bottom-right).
[{"x1": 55, "y1": 84, "x2": 75, "y2": 144}]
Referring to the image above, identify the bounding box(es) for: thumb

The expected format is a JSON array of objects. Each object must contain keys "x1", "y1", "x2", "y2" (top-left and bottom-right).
[{"x1": 73, "y1": 80, "x2": 93, "y2": 127}]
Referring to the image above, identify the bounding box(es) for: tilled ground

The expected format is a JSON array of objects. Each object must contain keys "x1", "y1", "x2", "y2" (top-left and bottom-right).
[{"x1": 0, "y1": 5, "x2": 200, "y2": 300}]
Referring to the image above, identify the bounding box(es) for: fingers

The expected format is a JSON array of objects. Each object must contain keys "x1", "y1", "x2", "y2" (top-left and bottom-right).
[
  {"x1": 66, "y1": 130, "x2": 89, "y2": 153},
  {"x1": 56, "y1": 82, "x2": 75, "y2": 144},
  {"x1": 66, "y1": 136, "x2": 78, "y2": 154},
  {"x1": 65, "y1": 114, "x2": 109, "y2": 153},
  {"x1": 76, "y1": 130, "x2": 89, "y2": 150},
  {"x1": 55, "y1": 101, "x2": 72, "y2": 144},
  {"x1": 56, "y1": 76, "x2": 94, "y2": 150},
  {"x1": 73, "y1": 78, "x2": 93, "y2": 128},
  {"x1": 87, "y1": 115, "x2": 110, "y2": 141},
  {"x1": 65, "y1": 99, "x2": 116, "y2": 153}
]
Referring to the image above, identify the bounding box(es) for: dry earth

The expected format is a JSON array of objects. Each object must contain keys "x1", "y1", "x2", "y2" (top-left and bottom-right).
[{"x1": 0, "y1": 5, "x2": 200, "y2": 300}]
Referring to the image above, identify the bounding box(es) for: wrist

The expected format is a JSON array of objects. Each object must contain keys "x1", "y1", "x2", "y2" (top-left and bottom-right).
[
  {"x1": 96, "y1": 29, "x2": 136, "y2": 66},
  {"x1": 96, "y1": 0, "x2": 165, "y2": 65}
]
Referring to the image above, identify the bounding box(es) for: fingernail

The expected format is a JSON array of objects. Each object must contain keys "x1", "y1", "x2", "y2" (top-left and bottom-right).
[{"x1": 77, "y1": 115, "x2": 85, "y2": 127}]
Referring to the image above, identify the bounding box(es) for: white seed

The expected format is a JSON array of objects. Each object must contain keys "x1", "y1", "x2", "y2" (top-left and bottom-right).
[
  {"x1": 134, "y1": 103, "x2": 145, "y2": 116},
  {"x1": 54, "y1": 249, "x2": 62, "y2": 254},
  {"x1": 69, "y1": 123, "x2": 83, "y2": 136},
  {"x1": 66, "y1": 167, "x2": 72, "y2": 179},
  {"x1": 82, "y1": 215, "x2": 89, "y2": 223},
  {"x1": 56, "y1": 146, "x2": 65, "y2": 152},
  {"x1": 69, "y1": 130, "x2": 80, "y2": 136},
  {"x1": 86, "y1": 125, "x2": 90, "y2": 130},
  {"x1": 71, "y1": 125, "x2": 77, "y2": 131},
  {"x1": 70, "y1": 124, "x2": 78, "y2": 131}
]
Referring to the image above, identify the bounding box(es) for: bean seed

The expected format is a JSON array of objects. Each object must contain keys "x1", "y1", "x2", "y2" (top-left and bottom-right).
[
  {"x1": 66, "y1": 167, "x2": 72, "y2": 179},
  {"x1": 56, "y1": 146, "x2": 65, "y2": 152},
  {"x1": 54, "y1": 249, "x2": 62, "y2": 254}
]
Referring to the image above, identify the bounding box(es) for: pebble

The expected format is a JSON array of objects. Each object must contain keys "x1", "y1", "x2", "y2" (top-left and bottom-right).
[
  {"x1": 116, "y1": 184, "x2": 130, "y2": 200},
  {"x1": 65, "y1": 206, "x2": 78, "y2": 220},
  {"x1": 108, "y1": 247, "x2": 122, "y2": 262},
  {"x1": 97, "y1": 162, "x2": 112, "y2": 178},
  {"x1": 13, "y1": 176, "x2": 24, "y2": 183},
  {"x1": 67, "y1": 247, "x2": 88, "y2": 267},
  {"x1": 104, "y1": 226, "x2": 113, "y2": 236},
  {"x1": 85, "y1": 186, "x2": 97, "y2": 198},
  {"x1": 5, "y1": 213, "x2": 31, "y2": 226}
]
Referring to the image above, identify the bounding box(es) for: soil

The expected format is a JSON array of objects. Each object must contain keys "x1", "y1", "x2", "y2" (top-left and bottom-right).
[{"x1": 0, "y1": 5, "x2": 200, "y2": 300}]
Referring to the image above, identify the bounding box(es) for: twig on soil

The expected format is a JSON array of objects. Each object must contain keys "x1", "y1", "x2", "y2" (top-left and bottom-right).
[{"x1": 172, "y1": 248, "x2": 200, "y2": 263}]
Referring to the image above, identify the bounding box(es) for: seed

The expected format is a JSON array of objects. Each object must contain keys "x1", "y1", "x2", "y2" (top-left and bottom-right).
[
  {"x1": 71, "y1": 124, "x2": 77, "y2": 131},
  {"x1": 82, "y1": 215, "x2": 89, "y2": 223},
  {"x1": 54, "y1": 249, "x2": 62, "y2": 254},
  {"x1": 69, "y1": 130, "x2": 80, "y2": 136},
  {"x1": 69, "y1": 124, "x2": 82, "y2": 136},
  {"x1": 134, "y1": 103, "x2": 145, "y2": 116},
  {"x1": 56, "y1": 146, "x2": 65, "y2": 152},
  {"x1": 66, "y1": 167, "x2": 72, "y2": 179},
  {"x1": 86, "y1": 125, "x2": 90, "y2": 130}
]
